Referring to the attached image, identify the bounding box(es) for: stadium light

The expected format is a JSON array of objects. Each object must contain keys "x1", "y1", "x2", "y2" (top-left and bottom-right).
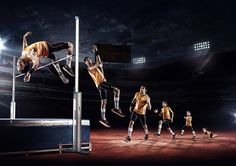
[
  {"x1": 132, "y1": 57, "x2": 146, "y2": 64},
  {"x1": 194, "y1": 41, "x2": 210, "y2": 51}
]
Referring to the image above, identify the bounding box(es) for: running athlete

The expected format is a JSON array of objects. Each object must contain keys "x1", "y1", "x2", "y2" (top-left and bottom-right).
[
  {"x1": 124, "y1": 86, "x2": 151, "y2": 142},
  {"x1": 180, "y1": 111, "x2": 196, "y2": 139},
  {"x1": 154, "y1": 101, "x2": 176, "y2": 138}
]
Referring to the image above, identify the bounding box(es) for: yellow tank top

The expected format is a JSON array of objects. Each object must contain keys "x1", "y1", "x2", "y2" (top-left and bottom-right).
[
  {"x1": 23, "y1": 41, "x2": 49, "y2": 57},
  {"x1": 185, "y1": 115, "x2": 192, "y2": 126},
  {"x1": 88, "y1": 67, "x2": 106, "y2": 88},
  {"x1": 162, "y1": 107, "x2": 171, "y2": 120},
  {"x1": 134, "y1": 92, "x2": 150, "y2": 115}
]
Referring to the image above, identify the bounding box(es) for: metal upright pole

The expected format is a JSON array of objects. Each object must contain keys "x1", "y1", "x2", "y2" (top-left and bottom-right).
[
  {"x1": 10, "y1": 56, "x2": 16, "y2": 119},
  {"x1": 75, "y1": 18, "x2": 79, "y2": 92},
  {"x1": 73, "y1": 16, "x2": 82, "y2": 153}
]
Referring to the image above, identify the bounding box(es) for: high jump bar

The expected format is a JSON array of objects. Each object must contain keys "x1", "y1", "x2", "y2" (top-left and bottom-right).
[{"x1": 15, "y1": 55, "x2": 74, "y2": 78}]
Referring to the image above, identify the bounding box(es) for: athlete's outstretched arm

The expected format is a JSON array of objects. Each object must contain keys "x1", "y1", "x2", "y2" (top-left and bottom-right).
[
  {"x1": 87, "y1": 63, "x2": 99, "y2": 70},
  {"x1": 129, "y1": 94, "x2": 137, "y2": 113},
  {"x1": 23, "y1": 51, "x2": 39, "y2": 82},
  {"x1": 22, "y1": 31, "x2": 32, "y2": 50},
  {"x1": 169, "y1": 107, "x2": 174, "y2": 122},
  {"x1": 96, "y1": 53, "x2": 102, "y2": 65},
  {"x1": 147, "y1": 97, "x2": 152, "y2": 110},
  {"x1": 96, "y1": 54, "x2": 104, "y2": 74},
  {"x1": 93, "y1": 45, "x2": 104, "y2": 74}
]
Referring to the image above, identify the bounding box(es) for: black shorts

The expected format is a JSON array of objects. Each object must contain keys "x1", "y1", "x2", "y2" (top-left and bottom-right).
[
  {"x1": 210, "y1": 133, "x2": 213, "y2": 138},
  {"x1": 47, "y1": 42, "x2": 69, "y2": 60},
  {"x1": 47, "y1": 42, "x2": 69, "y2": 53},
  {"x1": 98, "y1": 81, "x2": 115, "y2": 100},
  {"x1": 182, "y1": 125, "x2": 194, "y2": 131},
  {"x1": 130, "y1": 111, "x2": 146, "y2": 126},
  {"x1": 163, "y1": 119, "x2": 171, "y2": 129}
]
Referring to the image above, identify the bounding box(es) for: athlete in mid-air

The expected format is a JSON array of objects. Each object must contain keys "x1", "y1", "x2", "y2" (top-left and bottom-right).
[
  {"x1": 84, "y1": 44, "x2": 125, "y2": 128},
  {"x1": 17, "y1": 31, "x2": 74, "y2": 84}
]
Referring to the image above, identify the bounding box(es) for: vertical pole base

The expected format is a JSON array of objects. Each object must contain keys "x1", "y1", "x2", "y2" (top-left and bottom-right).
[
  {"x1": 10, "y1": 102, "x2": 16, "y2": 119},
  {"x1": 73, "y1": 92, "x2": 82, "y2": 153}
]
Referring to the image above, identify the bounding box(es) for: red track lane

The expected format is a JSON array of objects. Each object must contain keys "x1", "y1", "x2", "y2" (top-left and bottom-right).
[{"x1": 2, "y1": 129, "x2": 236, "y2": 166}]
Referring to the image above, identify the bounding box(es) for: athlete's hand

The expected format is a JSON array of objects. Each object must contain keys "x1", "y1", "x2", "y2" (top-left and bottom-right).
[
  {"x1": 23, "y1": 73, "x2": 31, "y2": 82},
  {"x1": 98, "y1": 62, "x2": 103, "y2": 68},
  {"x1": 154, "y1": 109, "x2": 158, "y2": 113},
  {"x1": 91, "y1": 44, "x2": 98, "y2": 53},
  {"x1": 24, "y1": 31, "x2": 32, "y2": 37}
]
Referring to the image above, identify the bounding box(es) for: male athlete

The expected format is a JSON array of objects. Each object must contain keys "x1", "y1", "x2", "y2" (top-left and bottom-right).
[
  {"x1": 180, "y1": 111, "x2": 196, "y2": 139},
  {"x1": 154, "y1": 101, "x2": 176, "y2": 138},
  {"x1": 124, "y1": 86, "x2": 151, "y2": 142},
  {"x1": 202, "y1": 128, "x2": 217, "y2": 138},
  {"x1": 17, "y1": 31, "x2": 74, "y2": 83},
  {"x1": 84, "y1": 44, "x2": 125, "y2": 128}
]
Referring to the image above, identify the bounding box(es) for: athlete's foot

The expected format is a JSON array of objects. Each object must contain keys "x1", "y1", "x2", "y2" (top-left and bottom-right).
[
  {"x1": 111, "y1": 108, "x2": 125, "y2": 117},
  {"x1": 63, "y1": 65, "x2": 75, "y2": 77},
  {"x1": 154, "y1": 132, "x2": 160, "y2": 136},
  {"x1": 180, "y1": 133, "x2": 184, "y2": 136},
  {"x1": 144, "y1": 134, "x2": 149, "y2": 140},
  {"x1": 99, "y1": 119, "x2": 111, "y2": 128},
  {"x1": 59, "y1": 73, "x2": 69, "y2": 84},
  {"x1": 192, "y1": 135, "x2": 196, "y2": 139},
  {"x1": 124, "y1": 136, "x2": 131, "y2": 142},
  {"x1": 172, "y1": 134, "x2": 176, "y2": 139}
]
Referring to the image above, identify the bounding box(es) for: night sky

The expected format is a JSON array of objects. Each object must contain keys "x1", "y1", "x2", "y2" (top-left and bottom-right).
[{"x1": 1, "y1": 0, "x2": 236, "y2": 62}]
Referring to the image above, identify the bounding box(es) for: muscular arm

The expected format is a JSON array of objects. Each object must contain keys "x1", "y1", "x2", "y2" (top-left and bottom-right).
[
  {"x1": 23, "y1": 51, "x2": 39, "y2": 82},
  {"x1": 95, "y1": 54, "x2": 104, "y2": 74},
  {"x1": 147, "y1": 96, "x2": 152, "y2": 110},
  {"x1": 87, "y1": 63, "x2": 101, "y2": 71},
  {"x1": 96, "y1": 54, "x2": 102, "y2": 65},
  {"x1": 207, "y1": 131, "x2": 211, "y2": 138},
  {"x1": 22, "y1": 32, "x2": 32, "y2": 50},
  {"x1": 129, "y1": 94, "x2": 137, "y2": 112},
  {"x1": 87, "y1": 45, "x2": 104, "y2": 72},
  {"x1": 31, "y1": 55, "x2": 39, "y2": 72},
  {"x1": 87, "y1": 55, "x2": 105, "y2": 76},
  {"x1": 169, "y1": 107, "x2": 174, "y2": 122},
  {"x1": 159, "y1": 108, "x2": 164, "y2": 116}
]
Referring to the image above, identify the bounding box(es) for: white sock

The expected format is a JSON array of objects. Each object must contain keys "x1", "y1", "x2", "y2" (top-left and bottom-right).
[
  {"x1": 145, "y1": 129, "x2": 148, "y2": 135},
  {"x1": 128, "y1": 127, "x2": 133, "y2": 137},
  {"x1": 158, "y1": 124, "x2": 162, "y2": 134},
  {"x1": 101, "y1": 108, "x2": 106, "y2": 120},
  {"x1": 66, "y1": 55, "x2": 72, "y2": 68},
  {"x1": 114, "y1": 97, "x2": 119, "y2": 109},
  {"x1": 53, "y1": 63, "x2": 62, "y2": 74},
  {"x1": 168, "y1": 128, "x2": 175, "y2": 135},
  {"x1": 192, "y1": 131, "x2": 196, "y2": 136},
  {"x1": 181, "y1": 130, "x2": 184, "y2": 135}
]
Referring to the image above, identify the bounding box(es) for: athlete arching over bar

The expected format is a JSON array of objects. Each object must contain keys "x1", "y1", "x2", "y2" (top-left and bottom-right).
[{"x1": 17, "y1": 31, "x2": 74, "y2": 84}]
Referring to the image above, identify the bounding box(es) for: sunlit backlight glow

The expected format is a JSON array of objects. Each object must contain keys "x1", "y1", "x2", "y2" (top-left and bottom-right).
[{"x1": 0, "y1": 37, "x2": 7, "y2": 50}]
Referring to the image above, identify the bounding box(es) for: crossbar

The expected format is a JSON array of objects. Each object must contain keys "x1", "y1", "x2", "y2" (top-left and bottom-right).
[{"x1": 15, "y1": 56, "x2": 73, "y2": 78}]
